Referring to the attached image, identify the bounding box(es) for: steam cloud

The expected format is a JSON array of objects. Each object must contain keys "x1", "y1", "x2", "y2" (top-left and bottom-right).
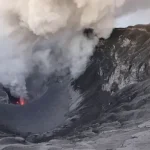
[{"x1": 0, "y1": 0, "x2": 126, "y2": 98}]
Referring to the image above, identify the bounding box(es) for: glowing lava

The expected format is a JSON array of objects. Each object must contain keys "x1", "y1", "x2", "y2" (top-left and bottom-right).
[{"x1": 19, "y1": 98, "x2": 26, "y2": 106}]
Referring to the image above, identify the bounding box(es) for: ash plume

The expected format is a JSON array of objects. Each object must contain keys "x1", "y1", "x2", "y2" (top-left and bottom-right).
[{"x1": 0, "y1": 0, "x2": 126, "y2": 98}]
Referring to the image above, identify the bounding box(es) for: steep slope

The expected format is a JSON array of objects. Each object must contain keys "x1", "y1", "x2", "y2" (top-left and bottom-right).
[{"x1": 25, "y1": 24, "x2": 150, "y2": 143}]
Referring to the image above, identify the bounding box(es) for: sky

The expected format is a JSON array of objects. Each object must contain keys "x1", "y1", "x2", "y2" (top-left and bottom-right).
[
  {"x1": 116, "y1": 9, "x2": 150, "y2": 27},
  {"x1": 115, "y1": 0, "x2": 150, "y2": 27}
]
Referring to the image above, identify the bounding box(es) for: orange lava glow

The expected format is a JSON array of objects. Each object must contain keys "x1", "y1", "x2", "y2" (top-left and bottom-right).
[{"x1": 19, "y1": 98, "x2": 26, "y2": 106}]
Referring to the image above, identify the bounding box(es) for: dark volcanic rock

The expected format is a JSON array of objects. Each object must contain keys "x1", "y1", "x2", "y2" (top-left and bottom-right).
[{"x1": 63, "y1": 24, "x2": 150, "y2": 139}]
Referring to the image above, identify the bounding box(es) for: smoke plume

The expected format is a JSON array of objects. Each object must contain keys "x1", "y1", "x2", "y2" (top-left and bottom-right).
[{"x1": 0, "y1": 0, "x2": 126, "y2": 98}]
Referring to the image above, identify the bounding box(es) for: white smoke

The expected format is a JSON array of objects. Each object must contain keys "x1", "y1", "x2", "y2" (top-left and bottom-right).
[{"x1": 0, "y1": 0, "x2": 126, "y2": 98}]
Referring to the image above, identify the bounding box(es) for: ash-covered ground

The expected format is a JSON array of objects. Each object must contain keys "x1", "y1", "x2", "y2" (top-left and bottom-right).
[{"x1": 0, "y1": 25, "x2": 150, "y2": 149}]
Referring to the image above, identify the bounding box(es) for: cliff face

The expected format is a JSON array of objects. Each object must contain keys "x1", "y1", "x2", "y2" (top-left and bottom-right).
[
  {"x1": 1, "y1": 25, "x2": 150, "y2": 149},
  {"x1": 76, "y1": 24, "x2": 150, "y2": 93},
  {"x1": 68, "y1": 24, "x2": 150, "y2": 134}
]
